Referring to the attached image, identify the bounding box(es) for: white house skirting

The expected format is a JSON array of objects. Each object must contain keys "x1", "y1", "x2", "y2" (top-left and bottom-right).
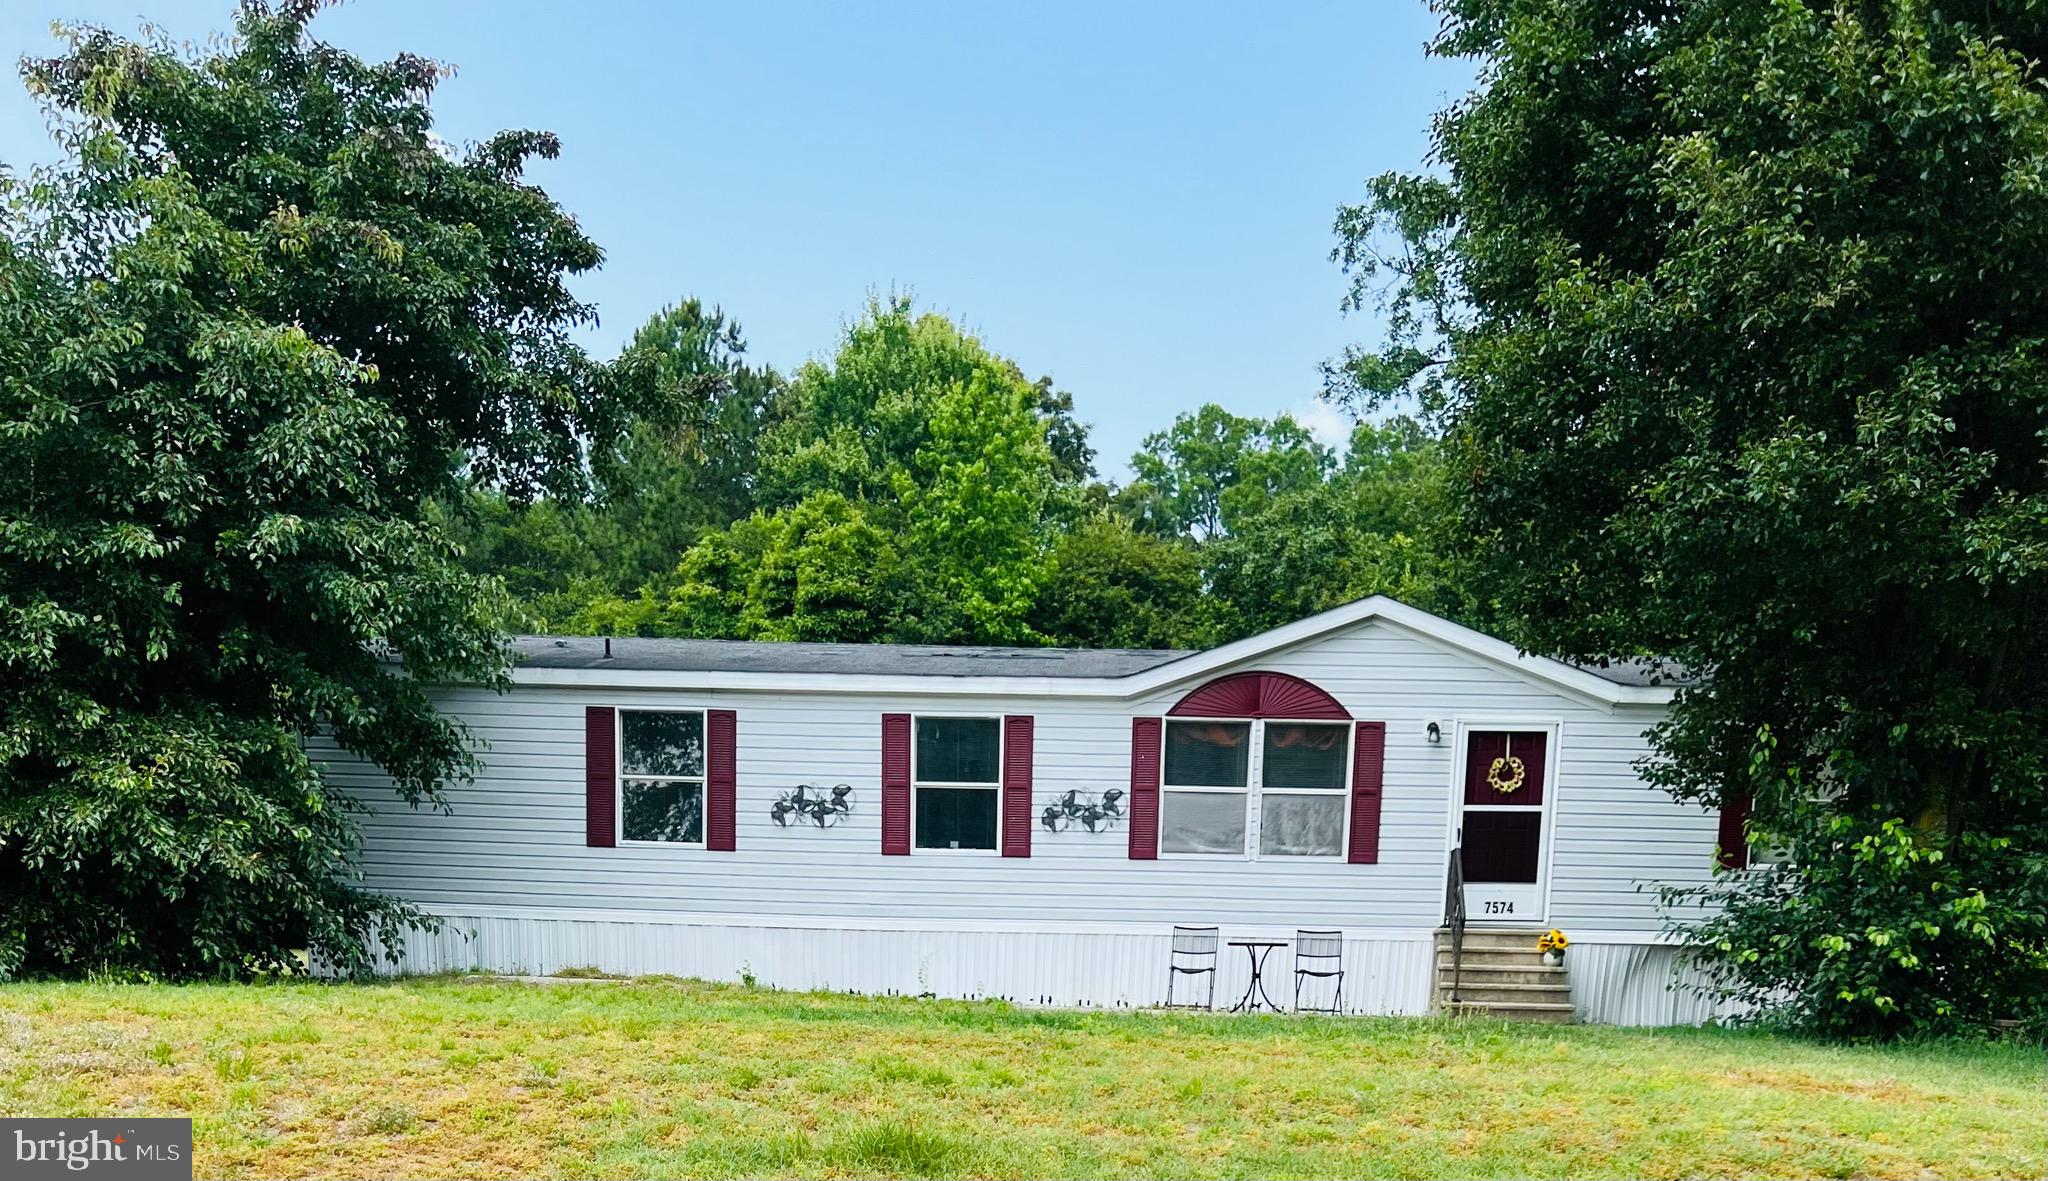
[
  {"x1": 372, "y1": 910, "x2": 1739, "y2": 1025},
  {"x1": 1566, "y1": 941, "x2": 1744, "y2": 1025}
]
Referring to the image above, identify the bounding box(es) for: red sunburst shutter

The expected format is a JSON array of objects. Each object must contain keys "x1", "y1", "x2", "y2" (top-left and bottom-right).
[{"x1": 882, "y1": 713, "x2": 911, "y2": 855}]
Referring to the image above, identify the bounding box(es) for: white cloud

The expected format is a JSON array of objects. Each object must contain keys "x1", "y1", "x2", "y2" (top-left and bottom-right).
[{"x1": 1286, "y1": 397, "x2": 1354, "y2": 454}]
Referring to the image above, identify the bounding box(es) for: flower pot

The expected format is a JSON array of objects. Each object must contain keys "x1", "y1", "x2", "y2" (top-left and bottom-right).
[{"x1": 1541, "y1": 949, "x2": 1564, "y2": 967}]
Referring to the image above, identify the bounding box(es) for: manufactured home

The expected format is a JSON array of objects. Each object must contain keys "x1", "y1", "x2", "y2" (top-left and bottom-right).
[{"x1": 324, "y1": 596, "x2": 1744, "y2": 1024}]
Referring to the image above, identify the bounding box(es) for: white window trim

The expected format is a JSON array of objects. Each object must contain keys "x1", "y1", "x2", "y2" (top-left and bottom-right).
[
  {"x1": 616, "y1": 706, "x2": 709, "y2": 850},
  {"x1": 1159, "y1": 716, "x2": 1355, "y2": 862},
  {"x1": 909, "y1": 712, "x2": 1005, "y2": 855},
  {"x1": 1735, "y1": 781, "x2": 1832, "y2": 870},
  {"x1": 1745, "y1": 840, "x2": 1795, "y2": 869}
]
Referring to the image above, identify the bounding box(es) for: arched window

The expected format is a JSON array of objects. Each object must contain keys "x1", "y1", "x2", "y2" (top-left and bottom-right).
[{"x1": 1160, "y1": 673, "x2": 1353, "y2": 859}]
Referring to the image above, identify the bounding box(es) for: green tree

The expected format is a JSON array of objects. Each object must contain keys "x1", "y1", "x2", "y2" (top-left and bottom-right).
[
  {"x1": 1030, "y1": 515, "x2": 1206, "y2": 650},
  {"x1": 1342, "y1": 0, "x2": 2048, "y2": 1035},
  {"x1": 1122, "y1": 405, "x2": 1332, "y2": 538},
  {"x1": 895, "y1": 372, "x2": 1056, "y2": 643},
  {"x1": 0, "y1": 5, "x2": 650, "y2": 977},
  {"x1": 627, "y1": 298, "x2": 1077, "y2": 646},
  {"x1": 1033, "y1": 376, "x2": 1097, "y2": 487},
  {"x1": 441, "y1": 299, "x2": 781, "y2": 623},
  {"x1": 1202, "y1": 418, "x2": 1454, "y2": 638},
  {"x1": 573, "y1": 494, "x2": 907, "y2": 643},
  {"x1": 733, "y1": 494, "x2": 904, "y2": 643},
  {"x1": 593, "y1": 300, "x2": 786, "y2": 581},
  {"x1": 761, "y1": 295, "x2": 1088, "y2": 508},
  {"x1": 430, "y1": 493, "x2": 601, "y2": 605}
]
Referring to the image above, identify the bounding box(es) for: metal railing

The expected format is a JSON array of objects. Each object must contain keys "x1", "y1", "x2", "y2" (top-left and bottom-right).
[{"x1": 1444, "y1": 844, "x2": 1466, "y2": 1004}]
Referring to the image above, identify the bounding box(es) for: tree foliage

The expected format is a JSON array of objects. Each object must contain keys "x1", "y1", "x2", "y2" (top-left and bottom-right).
[
  {"x1": 1342, "y1": 0, "x2": 2048, "y2": 1036},
  {"x1": 758, "y1": 297, "x2": 1080, "y2": 509},
  {"x1": 1028, "y1": 515, "x2": 1206, "y2": 651},
  {"x1": 1202, "y1": 418, "x2": 1456, "y2": 638},
  {"x1": 582, "y1": 493, "x2": 905, "y2": 643},
  {"x1": 1122, "y1": 404, "x2": 1332, "y2": 538},
  {"x1": 437, "y1": 299, "x2": 785, "y2": 629},
  {"x1": 581, "y1": 299, "x2": 1083, "y2": 645},
  {"x1": 0, "y1": 4, "x2": 650, "y2": 977},
  {"x1": 597, "y1": 300, "x2": 789, "y2": 577}
]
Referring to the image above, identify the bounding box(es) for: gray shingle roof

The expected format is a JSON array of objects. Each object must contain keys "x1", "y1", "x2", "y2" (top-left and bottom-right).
[
  {"x1": 509, "y1": 629, "x2": 1693, "y2": 689},
  {"x1": 509, "y1": 635, "x2": 1196, "y2": 679},
  {"x1": 1564, "y1": 657, "x2": 1699, "y2": 688}
]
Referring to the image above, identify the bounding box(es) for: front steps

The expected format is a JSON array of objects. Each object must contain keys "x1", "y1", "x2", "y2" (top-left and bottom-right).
[{"x1": 1433, "y1": 927, "x2": 1576, "y2": 1023}]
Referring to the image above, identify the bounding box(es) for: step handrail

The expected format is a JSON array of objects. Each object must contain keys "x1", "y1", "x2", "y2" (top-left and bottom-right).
[{"x1": 1444, "y1": 844, "x2": 1466, "y2": 1004}]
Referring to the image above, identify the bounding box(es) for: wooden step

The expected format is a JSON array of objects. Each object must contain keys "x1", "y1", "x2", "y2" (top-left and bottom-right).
[
  {"x1": 1435, "y1": 952, "x2": 1562, "y2": 969},
  {"x1": 1437, "y1": 965, "x2": 1567, "y2": 986},
  {"x1": 1434, "y1": 927, "x2": 1573, "y2": 1021},
  {"x1": 1434, "y1": 929, "x2": 1549, "y2": 953},
  {"x1": 1435, "y1": 981, "x2": 1573, "y2": 1005},
  {"x1": 1434, "y1": 951, "x2": 1556, "y2": 972},
  {"x1": 1439, "y1": 999, "x2": 1577, "y2": 1024}
]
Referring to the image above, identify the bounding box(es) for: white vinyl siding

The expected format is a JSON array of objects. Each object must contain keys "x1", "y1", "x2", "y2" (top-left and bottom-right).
[{"x1": 314, "y1": 617, "x2": 1718, "y2": 936}]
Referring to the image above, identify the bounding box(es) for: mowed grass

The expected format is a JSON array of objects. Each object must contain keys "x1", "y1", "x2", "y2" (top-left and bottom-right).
[{"x1": 0, "y1": 977, "x2": 2040, "y2": 1179}]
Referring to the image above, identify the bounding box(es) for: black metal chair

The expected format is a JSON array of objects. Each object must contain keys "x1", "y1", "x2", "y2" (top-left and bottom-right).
[
  {"x1": 1293, "y1": 929, "x2": 1345, "y2": 1014},
  {"x1": 1165, "y1": 925, "x2": 1219, "y2": 1009}
]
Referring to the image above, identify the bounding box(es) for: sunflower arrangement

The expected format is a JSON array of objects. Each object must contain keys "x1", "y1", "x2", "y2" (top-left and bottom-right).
[{"x1": 1536, "y1": 929, "x2": 1569, "y2": 960}]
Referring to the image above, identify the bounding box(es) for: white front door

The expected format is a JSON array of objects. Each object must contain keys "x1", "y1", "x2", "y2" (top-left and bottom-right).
[{"x1": 1453, "y1": 727, "x2": 1553, "y2": 925}]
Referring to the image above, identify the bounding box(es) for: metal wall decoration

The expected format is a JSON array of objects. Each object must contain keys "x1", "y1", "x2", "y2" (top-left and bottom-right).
[
  {"x1": 770, "y1": 784, "x2": 855, "y2": 828},
  {"x1": 1041, "y1": 788, "x2": 1125, "y2": 834}
]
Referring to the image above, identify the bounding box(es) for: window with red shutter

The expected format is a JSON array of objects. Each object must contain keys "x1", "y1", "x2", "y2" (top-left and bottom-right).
[
  {"x1": 1150, "y1": 673, "x2": 1360, "y2": 860},
  {"x1": 908, "y1": 716, "x2": 1001, "y2": 851}
]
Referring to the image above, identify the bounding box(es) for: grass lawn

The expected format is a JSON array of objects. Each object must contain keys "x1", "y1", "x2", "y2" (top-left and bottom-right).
[{"x1": 0, "y1": 977, "x2": 2040, "y2": 1180}]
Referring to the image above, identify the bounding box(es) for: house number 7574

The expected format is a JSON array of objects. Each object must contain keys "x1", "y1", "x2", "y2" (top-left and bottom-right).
[{"x1": 1483, "y1": 900, "x2": 1515, "y2": 915}]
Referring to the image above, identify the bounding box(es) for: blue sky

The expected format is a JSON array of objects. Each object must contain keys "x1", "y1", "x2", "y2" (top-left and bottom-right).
[{"x1": 2, "y1": 2, "x2": 1472, "y2": 479}]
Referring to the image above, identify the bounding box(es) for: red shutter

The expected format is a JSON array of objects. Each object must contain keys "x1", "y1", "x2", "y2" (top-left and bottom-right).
[
  {"x1": 1001, "y1": 715, "x2": 1034, "y2": 858},
  {"x1": 706, "y1": 709, "x2": 737, "y2": 851},
  {"x1": 881, "y1": 713, "x2": 911, "y2": 855},
  {"x1": 585, "y1": 706, "x2": 616, "y2": 848},
  {"x1": 1128, "y1": 716, "x2": 1162, "y2": 859},
  {"x1": 1348, "y1": 721, "x2": 1386, "y2": 864},
  {"x1": 1716, "y1": 793, "x2": 1752, "y2": 869}
]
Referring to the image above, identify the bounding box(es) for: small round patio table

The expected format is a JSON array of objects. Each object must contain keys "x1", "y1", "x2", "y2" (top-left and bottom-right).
[{"x1": 1225, "y1": 939, "x2": 1289, "y2": 1014}]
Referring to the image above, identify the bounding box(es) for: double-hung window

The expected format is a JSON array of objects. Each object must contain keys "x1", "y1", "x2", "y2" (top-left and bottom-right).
[
  {"x1": 913, "y1": 716, "x2": 1001, "y2": 851},
  {"x1": 619, "y1": 709, "x2": 706, "y2": 845},
  {"x1": 1258, "y1": 722, "x2": 1350, "y2": 856},
  {"x1": 1161, "y1": 718, "x2": 1351, "y2": 858},
  {"x1": 1161, "y1": 721, "x2": 1252, "y2": 854}
]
